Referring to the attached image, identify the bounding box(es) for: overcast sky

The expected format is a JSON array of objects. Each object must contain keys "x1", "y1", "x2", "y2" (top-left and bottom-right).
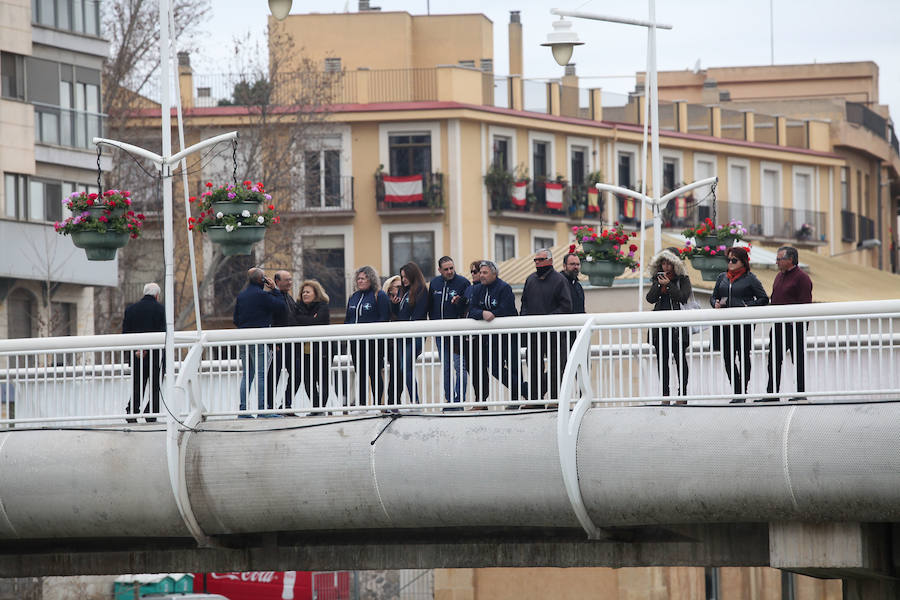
[{"x1": 192, "y1": 0, "x2": 900, "y2": 118}]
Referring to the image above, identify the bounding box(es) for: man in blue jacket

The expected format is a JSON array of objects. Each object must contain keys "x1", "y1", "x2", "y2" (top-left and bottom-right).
[
  {"x1": 233, "y1": 267, "x2": 284, "y2": 416},
  {"x1": 468, "y1": 261, "x2": 527, "y2": 405},
  {"x1": 428, "y1": 256, "x2": 470, "y2": 407}
]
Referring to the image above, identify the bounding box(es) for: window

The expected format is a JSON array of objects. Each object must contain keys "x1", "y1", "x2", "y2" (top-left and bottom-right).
[
  {"x1": 493, "y1": 136, "x2": 510, "y2": 171},
  {"x1": 495, "y1": 233, "x2": 515, "y2": 262},
  {"x1": 533, "y1": 237, "x2": 554, "y2": 252},
  {"x1": 4, "y1": 174, "x2": 25, "y2": 219},
  {"x1": 324, "y1": 57, "x2": 341, "y2": 73},
  {"x1": 304, "y1": 149, "x2": 342, "y2": 208},
  {"x1": 389, "y1": 134, "x2": 431, "y2": 177},
  {"x1": 617, "y1": 151, "x2": 634, "y2": 189},
  {"x1": 480, "y1": 58, "x2": 493, "y2": 73},
  {"x1": 32, "y1": 0, "x2": 100, "y2": 36},
  {"x1": 793, "y1": 170, "x2": 812, "y2": 214},
  {"x1": 662, "y1": 157, "x2": 678, "y2": 193},
  {"x1": 761, "y1": 166, "x2": 781, "y2": 237},
  {"x1": 4, "y1": 174, "x2": 72, "y2": 222},
  {"x1": 389, "y1": 231, "x2": 434, "y2": 278},
  {"x1": 728, "y1": 159, "x2": 750, "y2": 227},
  {"x1": 532, "y1": 141, "x2": 548, "y2": 179},
  {"x1": 840, "y1": 167, "x2": 850, "y2": 210},
  {"x1": 7, "y1": 288, "x2": 37, "y2": 339},
  {"x1": 458, "y1": 60, "x2": 476, "y2": 69},
  {"x1": 570, "y1": 146, "x2": 587, "y2": 187},
  {"x1": 1, "y1": 52, "x2": 25, "y2": 100},
  {"x1": 302, "y1": 235, "x2": 346, "y2": 311}
]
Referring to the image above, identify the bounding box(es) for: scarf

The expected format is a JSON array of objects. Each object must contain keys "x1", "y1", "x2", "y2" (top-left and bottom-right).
[
  {"x1": 726, "y1": 266, "x2": 747, "y2": 283},
  {"x1": 536, "y1": 264, "x2": 553, "y2": 277}
]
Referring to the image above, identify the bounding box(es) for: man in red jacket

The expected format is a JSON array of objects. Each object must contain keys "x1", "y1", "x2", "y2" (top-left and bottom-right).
[{"x1": 765, "y1": 246, "x2": 813, "y2": 401}]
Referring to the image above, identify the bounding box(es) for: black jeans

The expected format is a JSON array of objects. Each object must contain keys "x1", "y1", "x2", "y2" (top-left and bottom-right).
[
  {"x1": 483, "y1": 333, "x2": 527, "y2": 402},
  {"x1": 128, "y1": 348, "x2": 163, "y2": 422},
  {"x1": 462, "y1": 335, "x2": 491, "y2": 403},
  {"x1": 713, "y1": 324, "x2": 754, "y2": 395},
  {"x1": 302, "y1": 343, "x2": 331, "y2": 409},
  {"x1": 350, "y1": 339, "x2": 384, "y2": 406},
  {"x1": 651, "y1": 327, "x2": 690, "y2": 397},
  {"x1": 766, "y1": 322, "x2": 806, "y2": 395}
]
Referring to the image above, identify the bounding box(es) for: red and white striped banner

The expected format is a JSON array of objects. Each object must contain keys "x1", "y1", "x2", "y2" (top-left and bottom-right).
[
  {"x1": 511, "y1": 181, "x2": 527, "y2": 207},
  {"x1": 587, "y1": 188, "x2": 600, "y2": 213},
  {"x1": 545, "y1": 182, "x2": 564, "y2": 210},
  {"x1": 383, "y1": 174, "x2": 423, "y2": 203},
  {"x1": 675, "y1": 197, "x2": 688, "y2": 218}
]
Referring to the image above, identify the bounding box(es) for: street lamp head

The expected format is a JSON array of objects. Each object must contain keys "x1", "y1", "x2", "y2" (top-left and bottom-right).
[
  {"x1": 268, "y1": 0, "x2": 292, "y2": 20},
  {"x1": 541, "y1": 18, "x2": 583, "y2": 67}
]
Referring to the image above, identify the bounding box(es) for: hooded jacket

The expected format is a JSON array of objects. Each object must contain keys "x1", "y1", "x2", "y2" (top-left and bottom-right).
[{"x1": 645, "y1": 249, "x2": 692, "y2": 311}]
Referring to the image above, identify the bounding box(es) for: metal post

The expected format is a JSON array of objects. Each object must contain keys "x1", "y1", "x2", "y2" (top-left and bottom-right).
[
  {"x1": 159, "y1": 0, "x2": 176, "y2": 417},
  {"x1": 648, "y1": 0, "x2": 663, "y2": 255}
]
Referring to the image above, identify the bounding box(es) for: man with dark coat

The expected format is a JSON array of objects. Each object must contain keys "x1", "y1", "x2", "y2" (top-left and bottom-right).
[
  {"x1": 428, "y1": 256, "x2": 470, "y2": 406},
  {"x1": 765, "y1": 246, "x2": 813, "y2": 401},
  {"x1": 265, "y1": 270, "x2": 302, "y2": 412},
  {"x1": 561, "y1": 252, "x2": 585, "y2": 314},
  {"x1": 468, "y1": 260, "x2": 527, "y2": 404},
  {"x1": 233, "y1": 268, "x2": 284, "y2": 416},
  {"x1": 520, "y1": 248, "x2": 572, "y2": 406},
  {"x1": 122, "y1": 282, "x2": 166, "y2": 423}
]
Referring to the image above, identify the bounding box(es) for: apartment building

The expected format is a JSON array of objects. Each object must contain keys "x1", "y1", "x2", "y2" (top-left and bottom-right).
[{"x1": 0, "y1": 0, "x2": 114, "y2": 339}]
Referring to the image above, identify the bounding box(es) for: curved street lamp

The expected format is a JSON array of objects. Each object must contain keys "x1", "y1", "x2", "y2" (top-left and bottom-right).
[
  {"x1": 268, "y1": 0, "x2": 293, "y2": 20},
  {"x1": 541, "y1": 18, "x2": 584, "y2": 67}
]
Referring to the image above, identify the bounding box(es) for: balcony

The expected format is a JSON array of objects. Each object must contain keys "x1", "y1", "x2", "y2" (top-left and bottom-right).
[
  {"x1": 841, "y1": 210, "x2": 856, "y2": 243},
  {"x1": 846, "y1": 102, "x2": 887, "y2": 141},
  {"x1": 664, "y1": 200, "x2": 827, "y2": 243},
  {"x1": 488, "y1": 179, "x2": 574, "y2": 221},
  {"x1": 375, "y1": 172, "x2": 444, "y2": 215},
  {"x1": 858, "y1": 215, "x2": 876, "y2": 242},
  {"x1": 289, "y1": 175, "x2": 354, "y2": 216}
]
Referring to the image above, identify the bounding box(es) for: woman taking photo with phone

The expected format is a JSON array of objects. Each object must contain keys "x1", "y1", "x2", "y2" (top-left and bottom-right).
[
  {"x1": 646, "y1": 249, "x2": 693, "y2": 402},
  {"x1": 710, "y1": 246, "x2": 769, "y2": 400}
]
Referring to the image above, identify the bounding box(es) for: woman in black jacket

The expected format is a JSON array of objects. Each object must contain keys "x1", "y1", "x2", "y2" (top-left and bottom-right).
[
  {"x1": 646, "y1": 249, "x2": 692, "y2": 402},
  {"x1": 710, "y1": 246, "x2": 769, "y2": 399},
  {"x1": 296, "y1": 279, "x2": 331, "y2": 411}
]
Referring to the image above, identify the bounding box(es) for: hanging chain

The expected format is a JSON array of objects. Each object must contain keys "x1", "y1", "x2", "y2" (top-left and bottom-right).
[
  {"x1": 96, "y1": 146, "x2": 103, "y2": 194},
  {"x1": 232, "y1": 138, "x2": 239, "y2": 188},
  {"x1": 709, "y1": 180, "x2": 718, "y2": 224}
]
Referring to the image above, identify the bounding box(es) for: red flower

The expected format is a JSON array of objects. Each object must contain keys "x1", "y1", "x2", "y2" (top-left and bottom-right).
[
  {"x1": 243, "y1": 180, "x2": 251, "y2": 185},
  {"x1": 568, "y1": 244, "x2": 576, "y2": 253},
  {"x1": 614, "y1": 221, "x2": 620, "y2": 226},
  {"x1": 188, "y1": 217, "x2": 196, "y2": 223},
  {"x1": 127, "y1": 210, "x2": 134, "y2": 216},
  {"x1": 189, "y1": 196, "x2": 196, "y2": 203},
  {"x1": 88, "y1": 193, "x2": 98, "y2": 200},
  {"x1": 267, "y1": 204, "x2": 274, "y2": 210},
  {"x1": 188, "y1": 225, "x2": 194, "y2": 231},
  {"x1": 137, "y1": 213, "x2": 145, "y2": 220},
  {"x1": 123, "y1": 191, "x2": 130, "y2": 197},
  {"x1": 205, "y1": 182, "x2": 213, "y2": 188},
  {"x1": 86, "y1": 198, "x2": 94, "y2": 206},
  {"x1": 629, "y1": 244, "x2": 638, "y2": 252}
]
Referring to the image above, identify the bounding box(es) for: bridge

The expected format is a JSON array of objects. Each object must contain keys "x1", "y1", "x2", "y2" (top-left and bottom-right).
[{"x1": 1, "y1": 300, "x2": 899, "y2": 598}]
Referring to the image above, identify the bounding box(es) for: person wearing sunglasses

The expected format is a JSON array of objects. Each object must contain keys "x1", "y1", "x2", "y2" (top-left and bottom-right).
[{"x1": 710, "y1": 246, "x2": 769, "y2": 400}]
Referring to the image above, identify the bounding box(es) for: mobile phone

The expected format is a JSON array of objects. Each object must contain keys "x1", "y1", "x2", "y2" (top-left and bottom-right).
[{"x1": 656, "y1": 272, "x2": 665, "y2": 278}]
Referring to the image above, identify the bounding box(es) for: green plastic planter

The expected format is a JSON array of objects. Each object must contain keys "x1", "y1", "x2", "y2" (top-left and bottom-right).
[
  {"x1": 580, "y1": 259, "x2": 626, "y2": 287},
  {"x1": 211, "y1": 200, "x2": 261, "y2": 216},
  {"x1": 206, "y1": 225, "x2": 266, "y2": 255},
  {"x1": 70, "y1": 230, "x2": 130, "y2": 261},
  {"x1": 689, "y1": 254, "x2": 728, "y2": 281}
]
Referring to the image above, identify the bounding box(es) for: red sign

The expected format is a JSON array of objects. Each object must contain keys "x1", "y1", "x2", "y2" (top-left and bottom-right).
[{"x1": 195, "y1": 571, "x2": 312, "y2": 600}]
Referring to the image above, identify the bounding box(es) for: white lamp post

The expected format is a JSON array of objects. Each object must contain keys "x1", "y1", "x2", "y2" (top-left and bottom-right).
[{"x1": 544, "y1": 5, "x2": 717, "y2": 307}]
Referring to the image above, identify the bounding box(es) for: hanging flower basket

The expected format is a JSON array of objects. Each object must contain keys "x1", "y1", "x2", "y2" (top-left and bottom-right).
[
  {"x1": 571, "y1": 223, "x2": 640, "y2": 287},
  {"x1": 190, "y1": 180, "x2": 279, "y2": 255},
  {"x1": 680, "y1": 218, "x2": 749, "y2": 281},
  {"x1": 206, "y1": 225, "x2": 266, "y2": 256},
  {"x1": 688, "y1": 254, "x2": 728, "y2": 281},
  {"x1": 55, "y1": 190, "x2": 145, "y2": 261},
  {"x1": 580, "y1": 259, "x2": 627, "y2": 287}
]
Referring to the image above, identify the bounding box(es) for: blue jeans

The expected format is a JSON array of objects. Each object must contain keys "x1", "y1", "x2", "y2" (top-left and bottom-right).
[
  {"x1": 239, "y1": 344, "x2": 269, "y2": 413},
  {"x1": 439, "y1": 338, "x2": 467, "y2": 404}
]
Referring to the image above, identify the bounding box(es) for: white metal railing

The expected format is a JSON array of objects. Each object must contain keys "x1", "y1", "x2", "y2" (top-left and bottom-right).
[{"x1": 1, "y1": 300, "x2": 899, "y2": 429}]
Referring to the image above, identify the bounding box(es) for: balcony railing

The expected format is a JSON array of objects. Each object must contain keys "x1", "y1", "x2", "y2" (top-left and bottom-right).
[
  {"x1": 292, "y1": 175, "x2": 354, "y2": 214},
  {"x1": 375, "y1": 172, "x2": 444, "y2": 212},
  {"x1": 33, "y1": 103, "x2": 105, "y2": 150},
  {"x1": 841, "y1": 210, "x2": 856, "y2": 243},
  {"x1": 846, "y1": 102, "x2": 887, "y2": 140},
  {"x1": 858, "y1": 215, "x2": 876, "y2": 242},
  {"x1": 664, "y1": 200, "x2": 826, "y2": 242}
]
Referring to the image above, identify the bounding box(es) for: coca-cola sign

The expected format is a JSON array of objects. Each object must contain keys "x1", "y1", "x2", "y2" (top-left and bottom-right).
[{"x1": 198, "y1": 571, "x2": 310, "y2": 600}]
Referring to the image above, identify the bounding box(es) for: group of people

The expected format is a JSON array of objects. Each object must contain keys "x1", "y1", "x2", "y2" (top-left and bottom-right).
[
  {"x1": 343, "y1": 252, "x2": 586, "y2": 410},
  {"x1": 645, "y1": 244, "x2": 812, "y2": 403},
  {"x1": 119, "y1": 243, "x2": 811, "y2": 420}
]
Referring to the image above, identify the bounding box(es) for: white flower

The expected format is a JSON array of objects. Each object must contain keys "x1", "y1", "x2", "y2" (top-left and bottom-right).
[
  {"x1": 585, "y1": 255, "x2": 594, "y2": 262},
  {"x1": 225, "y1": 224, "x2": 234, "y2": 232},
  {"x1": 241, "y1": 209, "x2": 250, "y2": 218},
  {"x1": 257, "y1": 216, "x2": 265, "y2": 224},
  {"x1": 216, "y1": 212, "x2": 223, "y2": 219},
  {"x1": 237, "y1": 222, "x2": 242, "y2": 227}
]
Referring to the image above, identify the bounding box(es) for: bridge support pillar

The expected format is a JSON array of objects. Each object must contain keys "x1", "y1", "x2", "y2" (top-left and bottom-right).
[{"x1": 770, "y1": 522, "x2": 899, "y2": 598}]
